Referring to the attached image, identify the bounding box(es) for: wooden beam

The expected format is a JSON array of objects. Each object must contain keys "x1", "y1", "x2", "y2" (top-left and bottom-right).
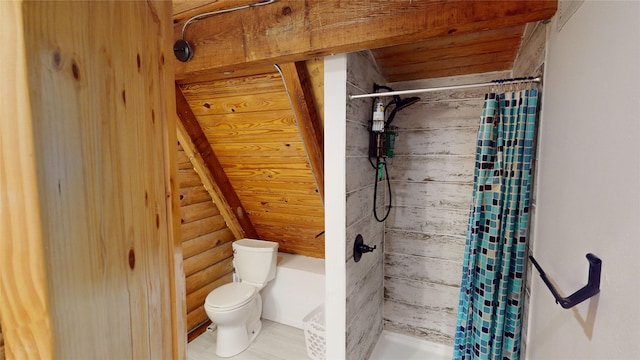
[
  {"x1": 0, "y1": 1, "x2": 54, "y2": 358},
  {"x1": 175, "y1": 84, "x2": 258, "y2": 239},
  {"x1": 174, "y1": 0, "x2": 557, "y2": 81},
  {"x1": 276, "y1": 62, "x2": 324, "y2": 203}
]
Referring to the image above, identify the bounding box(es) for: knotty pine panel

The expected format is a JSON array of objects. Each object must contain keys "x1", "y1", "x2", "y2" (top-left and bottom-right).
[
  {"x1": 233, "y1": 181, "x2": 320, "y2": 196},
  {"x1": 179, "y1": 72, "x2": 283, "y2": 99},
  {"x1": 203, "y1": 126, "x2": 303, "y2": 144},
  {"x1": 180, "y1": 69, "x2": 325, "y2": 259},
  {"x1": 186, "y1": 93, "x2": 291, "y2": 116},
  {"x1": 246, "y1": 211, "x2": 324, "y2": 229},
  {"x1": 196, "y1": 110, "x2": 297, "y2": 130},
  {"x1": 243, "y1": 199, "x2": 324, "y2": 217},
  {"x1": 2, "y1": 2, "x2": 180, "y2": 358},
  {"x1": 223, "y1": 168, "x2": 318, "y2": 183},
  {"x1": 209, "y1": 142, "x2": 307, "y2": 158},
  {"x1": 240, "y1": 192, "x2": 324, "y2": 211},
  {"x1": 0, "y1": 324, "x2": 4, "y2": 360}
]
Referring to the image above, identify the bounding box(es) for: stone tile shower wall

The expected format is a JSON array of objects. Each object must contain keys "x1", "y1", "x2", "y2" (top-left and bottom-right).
[
  {"x1": 383, "y1": 72, "x2": 509, "y2": 345},
  {"x1": 344, "y1": 51, "x2": 386, "y2": 360}
]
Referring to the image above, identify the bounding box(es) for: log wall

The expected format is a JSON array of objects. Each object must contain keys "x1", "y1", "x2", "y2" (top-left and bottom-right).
[{"x1": 177, "y1": 144, "x2": 236, "y2": 333}]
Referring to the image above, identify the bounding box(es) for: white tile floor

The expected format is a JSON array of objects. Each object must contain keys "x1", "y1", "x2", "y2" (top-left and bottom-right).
[
  {"x1": 188, "y1": 321, "x2": 452, "y2": 360},
  {"x1": 188, "y1": 320, "x2": 308, "y2": 360}
]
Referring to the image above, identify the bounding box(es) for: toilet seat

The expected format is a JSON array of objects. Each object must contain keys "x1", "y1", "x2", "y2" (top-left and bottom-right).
[{"x1": 205, "y1": 282, "x2": 256, "y2": 312}]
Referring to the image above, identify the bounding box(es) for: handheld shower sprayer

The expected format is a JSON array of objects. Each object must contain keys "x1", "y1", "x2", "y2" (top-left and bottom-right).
[{"x1": 368, "y1": 83, "x2": 420, "y2": 222}]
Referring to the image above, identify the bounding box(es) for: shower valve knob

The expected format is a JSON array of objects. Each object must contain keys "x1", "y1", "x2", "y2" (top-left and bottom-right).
[
  {"x1": 359, "y1": 244, "x2": 376, "y2": 253},
  {"x1": 354, "y1": 234, "x2": 376, "y2": 263}
]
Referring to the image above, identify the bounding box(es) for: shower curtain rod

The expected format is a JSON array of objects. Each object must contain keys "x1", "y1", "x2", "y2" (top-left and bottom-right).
[{"x1": 348, "y1": 76, "x2": 541, "y2": 100}]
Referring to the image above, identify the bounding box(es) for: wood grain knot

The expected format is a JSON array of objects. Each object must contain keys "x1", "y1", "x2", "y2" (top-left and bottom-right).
[
  {"x1": 448, "y1": 28, "x2": 457, "y2": 34},
  {"x1": 122, "y1": 90, "x2": 126, "y2": 105},
  {"x1": 52, "y1": 50, "x2": 63, "y2": 70},
  {"x1": 281, "y1": 6, "x2": 292, "y2": 16},
  {"x1": 137, "y1": 53, "x2": 141, "y2": 70},
  {"x1": 156, "y1": 213, "x2": 160, "y2": 228},
  {"x1": 128, "y1": 249, "x2": 135, "y2": 270},
  {"x1": 71, "y1": 61, "x2": 80, "y2": 80}
]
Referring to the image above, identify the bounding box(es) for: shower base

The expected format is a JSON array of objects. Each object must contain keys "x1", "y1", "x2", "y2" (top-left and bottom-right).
[{"x1": 369, "y1": 331, "x2": 452, "y2": 360}]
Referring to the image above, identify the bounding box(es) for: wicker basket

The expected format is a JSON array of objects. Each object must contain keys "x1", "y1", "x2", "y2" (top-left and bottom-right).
[{"x1": 302, "y1": 304, "x2": 325, "y2": 360}]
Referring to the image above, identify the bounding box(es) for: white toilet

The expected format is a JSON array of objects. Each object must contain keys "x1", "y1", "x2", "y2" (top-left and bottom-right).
[{"x1": 204, "y1": 238, "x2": 279, "y2": 357}]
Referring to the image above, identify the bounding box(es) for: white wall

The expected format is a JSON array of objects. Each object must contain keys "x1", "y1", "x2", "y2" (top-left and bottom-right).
[
  {"x1": 527, "y1": 2, "x2": 640, "y2": 359},
  {"x1": 324, "y1": 53, "x2": 347, "y2": 360}
]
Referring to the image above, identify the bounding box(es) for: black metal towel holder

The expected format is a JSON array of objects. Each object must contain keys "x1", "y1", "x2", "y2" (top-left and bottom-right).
[{"x1": 528, "y1": 253, "x2": 602, "y2": 309}]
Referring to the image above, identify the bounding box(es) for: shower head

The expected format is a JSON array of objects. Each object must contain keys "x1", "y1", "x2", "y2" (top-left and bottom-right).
[
  {"x1": 385, "y1": 96, "x2": 420, "y2": 128},
  {"x1": 397, "y1": 96, "x2": 420, "y2": 110}
]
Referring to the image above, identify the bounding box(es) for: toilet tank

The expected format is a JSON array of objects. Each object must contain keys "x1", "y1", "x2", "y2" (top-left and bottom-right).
[{"x1": 233, "y1": 239, "x2": 279, "y2": 286}]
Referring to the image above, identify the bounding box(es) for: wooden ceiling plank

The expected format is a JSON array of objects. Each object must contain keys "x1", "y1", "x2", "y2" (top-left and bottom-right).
[
  {"x1": 233, "y1": 182, "x2": 320, "y2": 196},
  {"x1": 174, "y1": 0, "x2": 557, "y2": 81},
  {"x1": 185, "y1": 92, "x2": 292, "y2": 116},
  {"x1": 371, "y1": 25, "x2": 526, "y2": 61},
  {"x1": 197, "y1": 111, "x2": 298, "y2": 131},
  {"x1": 374, "y1": 37, "x2": 523, "y2": 69},
  {"x1": 203, "y1": 126, "x2": 303, "y2": 144},
  {"x1": 210, "y1": 142, "x2": 307, "y2": 158},
  {"x1": 223, "y1": 168, "x2": 319, "y2": 183},
  {"x1": 276, "y1": 62, "x2": 324, "y2": 203},
  {"x1": 385, "y1": 50, "x2": 517, "y2": 78},
  {"x1": 388, "y1": 61, "x2": 516, "y2": 83},
  {"x1": 175, "y1": 84, "x2": 258, "y2": 239},
  {"x1": 179, "y1": 72, "x2": 283, "y2": 100}
]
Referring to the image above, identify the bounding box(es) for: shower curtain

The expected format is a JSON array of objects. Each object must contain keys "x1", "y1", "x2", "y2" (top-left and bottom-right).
[{"x1": 454, "y1": 87, "x2": 538, "y2": 359}]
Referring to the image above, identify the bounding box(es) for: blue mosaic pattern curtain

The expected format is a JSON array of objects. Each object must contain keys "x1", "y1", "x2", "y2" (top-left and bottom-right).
[{"x1": 454, "y1": 88, "x2": 538, "y2": 359}]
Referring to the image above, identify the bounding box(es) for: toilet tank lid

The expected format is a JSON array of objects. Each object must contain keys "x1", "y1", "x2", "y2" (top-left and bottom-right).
[{"x1": 234, "y1": 239, "x2": 279, "y2": 252}]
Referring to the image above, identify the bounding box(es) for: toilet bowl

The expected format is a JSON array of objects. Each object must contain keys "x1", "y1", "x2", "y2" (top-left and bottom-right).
[{"x1": 204, "y1": 239, "x2": 278, "y2": 358}]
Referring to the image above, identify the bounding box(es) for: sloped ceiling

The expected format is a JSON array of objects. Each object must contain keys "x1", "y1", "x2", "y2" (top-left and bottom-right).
[
  {"x1": 172, "y1": 0, "x2": 557, "y2": 259},
  {"x1": 175, "y1": 60, "x2": 326, "y2": 258}
]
